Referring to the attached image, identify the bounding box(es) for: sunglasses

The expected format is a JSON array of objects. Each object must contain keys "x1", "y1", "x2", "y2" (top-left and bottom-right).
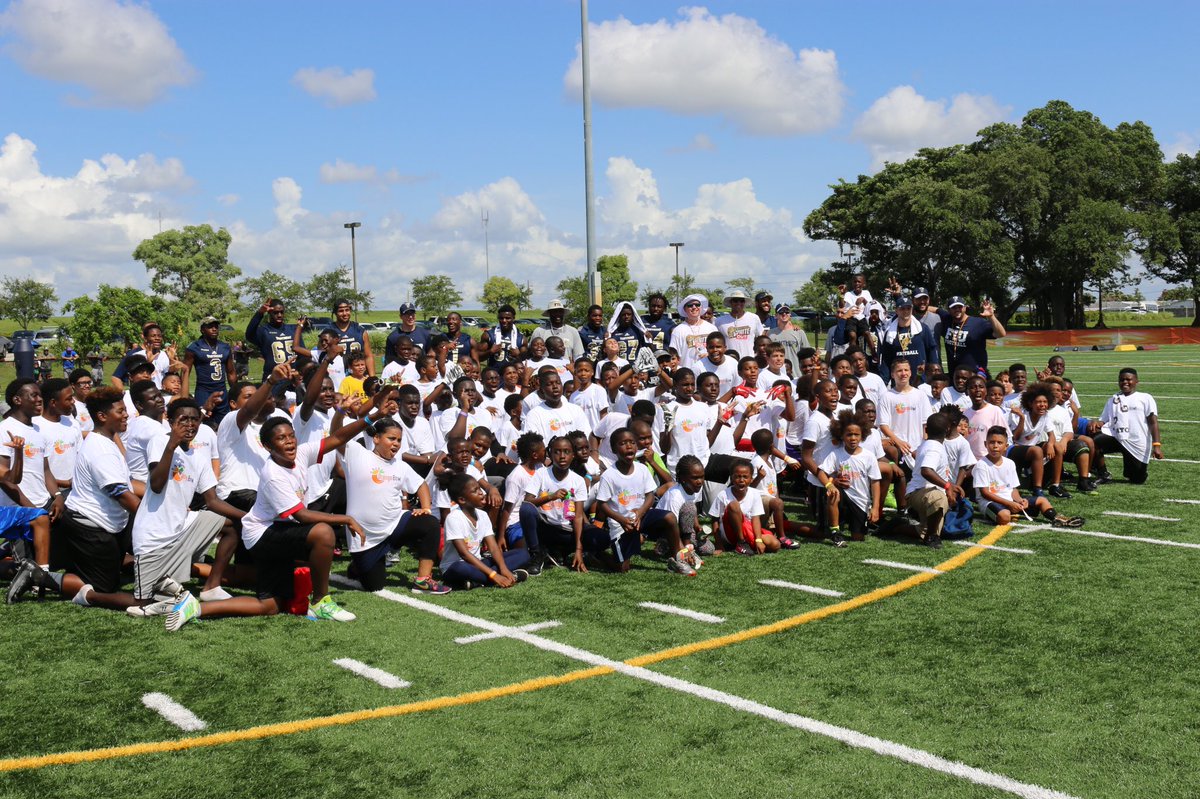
[{"x1": 684, "y1": 302, "x2": 702, "y2": 309}]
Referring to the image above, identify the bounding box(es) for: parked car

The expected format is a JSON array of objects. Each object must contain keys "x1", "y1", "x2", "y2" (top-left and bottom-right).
[
  {"x1": 460, "y1": 316, "x2": 484, "y2": 327},
  {"x1": 0, "y1": 335, "x2": 12, "y2": 355},
  {"x1": 33, "y1": 327, "x2": 67, "y2": 346}
]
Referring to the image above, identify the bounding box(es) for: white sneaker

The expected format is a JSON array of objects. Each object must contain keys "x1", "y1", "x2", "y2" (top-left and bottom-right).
[
  {"x1": 127, "y1": 599, "x2": 175, "y2": 618},
  {"x1": 199, "y1": 586, "x2": 233, "y2": 601},
  {"x1": 153, "y1": 575, "x2": 186, "y2": 600}
]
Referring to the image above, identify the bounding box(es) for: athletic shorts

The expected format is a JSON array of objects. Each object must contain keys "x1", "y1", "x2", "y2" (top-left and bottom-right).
[
  {"x1": 248, "y1": 521, "x2": 316, "y2": 601},
  {"x1": 133, "y1": 510, "x2": 224, "y2": 600},
  {"x1": 53, "y1": 511, "x2": 124, "y2": 594}
]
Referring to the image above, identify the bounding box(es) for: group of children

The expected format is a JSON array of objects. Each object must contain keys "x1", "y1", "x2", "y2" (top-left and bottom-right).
[{"x1": 0, "y1": 296, "x2": 1166, "y2": 631}]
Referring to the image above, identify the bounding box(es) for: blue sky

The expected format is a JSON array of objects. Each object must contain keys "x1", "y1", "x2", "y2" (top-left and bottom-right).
[{"x1": 1, "y1": 0, "x2": 1196, "y2": 311}]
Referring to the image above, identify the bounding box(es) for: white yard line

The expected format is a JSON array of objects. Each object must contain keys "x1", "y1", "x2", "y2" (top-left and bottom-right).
[
  {"x1": 1078, "y1": 394, "x2": 1197, "y2": 400},
  {"x1": 372, "y1": 589, "x2": 1080, "y2": 799},
  {"x1": 456, "y1": 621, "x2": 562, "y2": 644},
  {"x1": 950, "y1": 541, "x2": 1035, "y2": 555},
  {"x1": 757, "y1": 579, "x2": 844, "y2": 597},
  {"x1": 1160, "y1": 419, "x2": 1200, "y2": 424},
  {"x1": 332, "y1": 658, "x2": 411, "y2": 689},
  {"x1": 1102, "y1": 511, "x2": 1180, "y2": 522},
  {"x1": 1050, "y1": 528, "x2": 1200, "y2": 550},
  {"x1": 1164, "y1": 498, "x2": 1200, "y2": 505},
  {"x1": 141, "y1": 693, "x2": 207, "y2": 732},
  {"x1": 1158, "y1": 458, "x2": 1200, "y2": 464},
  {"x1": 637, "y1": 601, "x2": 725, "y2": 624},
  {"x1": 861, "y1": 558, "x2": 943, "y2": 575}
]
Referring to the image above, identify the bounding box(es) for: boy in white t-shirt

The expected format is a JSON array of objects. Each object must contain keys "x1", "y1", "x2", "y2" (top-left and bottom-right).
[
  {"x1": 973, "y1": 426, "x2": 1083, "y2": 527},
  {"x1": 878, "y1": 360, "x2": 933, "y2": 473},
  {"x1": 593, "y1": 428, "x2": 670, "y2": 572},
  {"x1": 709, "y1": 459, "x2": 779, "y2": 555},
  {"x1": 749, "y1": 428, "x2": 805, "y2": 548},
  {"x1": 520, "y1": 435, "x2": 590, "y2": 573},
  {"x1": 1043, "y1": 376, "x2": 1097, "y2": 494},
  {"x1": 1088, "y1": 368, "x2": 1163, "y2": 486},
  {"x1": 904, "y1": 413, "x2": 963, "y2": 550}
]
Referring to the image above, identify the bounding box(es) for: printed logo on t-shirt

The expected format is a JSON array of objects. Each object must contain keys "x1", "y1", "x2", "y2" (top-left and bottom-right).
[
  {"x1": 371, "y1": 467, "x2": 388, "y2": 485},
  {"x1": 893, "y1": 402, "x2": 916, "y2": 416},
  {"x1": 725, "y1": 324, "x2": 751, "y2": 342},
  {"x1": 23, "y1": 443, "x2": 39, "y2": 458},
  {"x1": 681, "y1": 419, "x2": 701, "y2": 433},
  {"x1": 615, "y1": 488, "x2": 637, "y2": 507},
  {"x1": 52, "y1": 439, "x2": 71, "y2": 455},
  {"x1": 171, "y1": 463, "x2": 188, "y2": 482}
]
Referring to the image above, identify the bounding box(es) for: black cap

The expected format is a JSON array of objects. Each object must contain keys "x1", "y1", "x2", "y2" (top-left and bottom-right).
[{"x1": 913, "y1": 286, "x2": 930, "y2": 299}]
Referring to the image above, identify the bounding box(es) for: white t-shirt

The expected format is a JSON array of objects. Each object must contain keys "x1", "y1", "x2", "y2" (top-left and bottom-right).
[
  {"x1": 241, "y1": 441, "x2": 325, "y2": 549},
  {"x1": 669, "y1": 321, "x2": 718, "y2": 370},
  {"x1": 841, "y1": 288, "x2": 874, "y2": 319},
  {"x1": 189, "y1": 422, "x2": 219, "y2": 472},
  {"x1": 74, "y1": 399, "x2": 95, "y2": 435},
  {"x1": 0, "y1": 417, "x2": 50, "y2": 508},
  {"x1": 907, "y1": 439, "x2": 952, "y2": 495},
  {"x1": 397, "y1": 415, "x2": 436, "y2": 457},
  {"x1": 1047, "y1": 405, "x2": 1073, "y2": 441},
  {"x1": 525, "y1": 466, "x2": 588, "y2": 529},
  {"x1": 40, "y1": 415, "x2": 84, "y2": 483},
  {"x1": 1001, "y1": 390, "x2": 1024, "y2": 417},
  {"x1": 595, "y1": 462, "x2": 657, "y2": 540},
  {"x1": 344, "y1": 443, "x2": 425, "y2": 550},
  {"x1": 855, "y1": 371, "x2": 888, "y2": 407},
  {"x1": 431, "y1": 463, "x2": 485, "y2": 510},
  {"x1": 879, "y1": 387, "x2": 933, "y2": 456},
  {"x1": 944, "y1": 435, "x2": 977, "y2": 475},
  {"x1": 708, "y1": 485, "x2": 764, "y2": 520},
  {"x1": 750, "y1": 453, "x2": 779, "y2": 501},
  {"x1": 293, "y1": 406, "x2": 335, "y2": 497},
  {"x1": 593, "y1": 412, "x2": 631, "y2": 464},
  {"x1": 819, "y1": 447, "x2": 882, "y2": 512},
  {"x1": 698, "y1": 356, "x2": 740, "y2": 399},
  {"x1": 66, "y1": 434, "x2": 131, "y2": 533},
  {"x1": 707, "y1": 402, "x2": 737, "y2": 456},
  {"x1": 862, "y1": 428, "x2": 886, "y2": 460},
  {"x1": 802, "y1": 410, "x2": 835, "y2": 487},
  {"x1": 569, "y1": 383, "x2": 609, "y2": 431},
  {"x1": 380, "y1": 359, "x2": 420, "y2": 384},
  {"x1": 132, "y1": 437, "x2": 218, "y2": 555},
  {"x1": 657, "y1": 482, "x2": 701, "y2": 517},
  {"x1": 715, "y1": 313, "x2": 764, "y2": 359},
  {"x1": 521, "y1": 392, "x2": 547, "y2": 417},
  {"x1": 478, "y1": 388, "x2": 513, "y2": 421},
  {"x1": 661, "y1": 399, "x2": 714, "y2": 470},
  {"x1": 971, "y1": 456, "x2": 1019, "y2": 503},
  {"x1": 494, "y1": 419, "x2": 523, "y2": 462},
  {"x1": 1013, "y1": 411, "x2": 1050, "y2": 446},
  {"x1": 123, "y1": 414, "x2": 168, "y2": 482},
  {"x1": 440, "y1": 506, "x2": 493, "y2": 570},
  {"x1": 503, "y1": 464, "x2": 538, "y2": 508},
  {"x1": 215, "y1": 410, "x2": 287, "y2": 499},
  {"x1": 438, "y1": 408, "x2": 495, "y2": 441},
  {"x1": 1099, "y1": 390, "x2": 1158, "y2": 464},
  {"x1": 526, "y1": 401, "x2": 592, "y2": 443}
]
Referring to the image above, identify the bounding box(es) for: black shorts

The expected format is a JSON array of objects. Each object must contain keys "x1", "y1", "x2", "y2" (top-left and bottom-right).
[
  {"x1": 248, "y1": 521, "x2": 316, "y2": 601},
  {"x1": 838, "y1": 497, "x2": 870, "y2": 535},
  {"x1": 1065, "y1": 438, "x2": 1089, "y2": 460},
  {"x1": 53, "y1": 511, "x2": 124, "y2": 594},
  {"x1": 1007, "y1": 444, "x2": 1036, "y2": 464},
  {"x1": 1093, "y1": 434, "x2": 1149, "y2": 484},
  {"x1": 307, "y1": 476, "x2": 346, "y2": 515}
]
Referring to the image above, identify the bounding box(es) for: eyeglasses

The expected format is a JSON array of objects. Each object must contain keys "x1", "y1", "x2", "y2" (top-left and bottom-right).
[
  {"x1": 74, "y1": 381, "x2": 93, "y2": 387},
  {"x1": 684, "y1": 302, "x2": 701, "y2": 309}
]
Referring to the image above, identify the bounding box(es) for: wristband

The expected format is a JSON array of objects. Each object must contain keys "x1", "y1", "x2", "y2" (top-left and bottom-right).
[
  {"x1": 824, "y1": 481, "x2": 834, "y2": 489},
  {"x1": 487, "y1": 570, "x2": 498, "y2": 581},
  {"x1": 944, "y1": 482, "x2": 952, "y2": 491},
  {"x1": 459, "y1": 411, "x2": 468, "y2": 418},
  {"x1": 755, "y1": 537, "x2": 764, "y2": 544},
  {"x1": 1153, "y1": 442, "x2": 1161, "y2": 446}
]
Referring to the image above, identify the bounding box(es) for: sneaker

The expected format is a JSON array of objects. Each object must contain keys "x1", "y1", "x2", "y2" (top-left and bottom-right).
[
  {"x1": 1047, "y1": 484, "x2": 1072, "y2": 499},
  {"x1": 5, "y1": 559, "x2": 37, "y2": 604},
  {"x1": 153, "y1": 575, "x2": 187, "y2": 600},
  {"x1": 512, "y1": 569, "x2": 529, "y2": 583},
  {"x1": 734, "y1": 543, "x2": 754, "y2": 556},
  {"x1": 543, "y1": 550, "x2": 563, "y2": 569},
  {"x1": 306, "y1": 594, "x2": 356, "y2": 622},
  {"x1": 1076, "y1": 478, "x2": 1098, "y2": 493},
  {"x1": 667, "y1": 556, "x2": 698, "y2": 576},
  {"x1": 777, "y1": 535, "x2": 801, "y2": 550},
  {"x1": 883, "y1": 492, "x2": 897, "y2": 510},
  {"x1": 681, "y1": 544, "x2": 704, "y2": 570},
  {"x1": 830, "y1": 532, "x2": 847, "y2": 549},
  {"x1": 410, "y1": 577, "x2": 451, "y2": 595},
  {"x1": 384, "y1": 551, "x2": 400, "y2": 566},
  {"x1": 926, "y1": 532, "x2": 942, "y2": 550},
  {"x1": 127, "y1": 598, "x2": 176, "y2": 618},
  {"x1": 199, "y1": 586, "x2": 233, "y2": 602},
  {"x1": 1094, "y1": 469, "x2": 1114, "y2": 485},
  {"x1": 1051, "y1": 515, "x2": 1085, "y2": 528},
  {"x1": 165, "y1": 593, "x2": 201, "y2": 631}
]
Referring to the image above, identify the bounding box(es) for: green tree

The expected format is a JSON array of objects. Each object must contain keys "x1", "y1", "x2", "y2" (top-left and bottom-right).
[
  {"x1": 235, "y1": 270, "x2": 306, "y2": 314},
  {"x1": 1142, "y1": 153, "x2": 1200, "y2": 326},
  {"x1": 792, "y1": 269, "x2": 840, "y2": 312},
  {"x1": 132, "y1": 224, "x2": 242, "y2": 319},
  {"x1": 478, "y1": 276, "x2": 533, "y2": 313},
  {"x1": 642, "y1": 273, "x2": 697, "y2": 308},
  {"x1": 411, "y1": 274, "x2": 463, "y2": 318},
  {"x1": 725, "y1": 276, "x2": 760, "y2": 297},
  {"x1": 0, "y1": 277, "x2": 58, "y2": 331},
  {"x1": 555, "y1": 255, "x2": 638, "y2": 324},
  {"x1": 64, "y1": 285, "x2": 189, "y2": 353},
  {"x1": 304, "y1": 265, "x2": 373, "y2": 315}
]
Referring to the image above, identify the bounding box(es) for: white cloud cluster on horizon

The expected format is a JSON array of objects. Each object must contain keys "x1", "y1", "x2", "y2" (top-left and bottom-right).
[
  {"x1": 0, "y1": 0, "x2": 195, "y2": 108},
  {"x1": 853, "y1": 85, "x2": 1009, "y2": 170},
  {"x1": 564, "y1": 7, "x2": 844, "y2": 136},
  {"x1": 292, "y1": 66, "x2": 376, "y2": 107},
  {"x1": 0, "y1": 132, "x2": 836, "y2": 313},
  {"x1": 1162, "y1": 132, "x2": 1199, "y2": 161}
]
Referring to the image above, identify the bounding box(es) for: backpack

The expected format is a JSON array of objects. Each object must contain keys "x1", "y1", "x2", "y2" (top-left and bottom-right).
[{"x1": 942, "y1": 497, "x2": 975, "y2": 538}]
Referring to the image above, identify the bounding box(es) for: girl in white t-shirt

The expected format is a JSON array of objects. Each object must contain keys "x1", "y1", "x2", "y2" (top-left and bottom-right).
[
  {"x1": 817, "y1": 410, "x2": 882, "y2": 546},
  {"x1": 708, "y1": 459, "x2": 779, "y2": 555},
  {"x1": 854, "y1": 398, "x2": 906, "y2": 513},
  {"x1": 342, "y1": 418, "x2": 447, "y2": 594},
  {"x1": 568, "y1": 358, "x2": 608, "y2": 431},
  {"x1": 440, "y1": 473, "x2": 530, "y2": 588},
  {"x1": 593, "y1": 428, "x2": 662, "y2": 572},
  {"x1": 521, "y1": 436, "x2": 589, "y2": 572}
]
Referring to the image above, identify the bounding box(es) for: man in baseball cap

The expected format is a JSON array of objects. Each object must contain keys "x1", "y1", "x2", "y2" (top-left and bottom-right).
[{"x1": 754, "y1": 291, "x2": 776, "y2": 330}]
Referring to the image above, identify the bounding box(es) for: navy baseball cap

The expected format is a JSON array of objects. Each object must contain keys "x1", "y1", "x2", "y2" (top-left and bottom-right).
[
  {"x1": 895, "y1": 295, "x2": 913, "y2": 308},
  {"x1": 399, "y1": 303, "x2": 416, "y2": 314},
  {"x1": 913, "y1": 287, "x2": 930, "y2": 299},
  {"x1": 947, "y1": 296, "x2": 967, "y2": 309}
]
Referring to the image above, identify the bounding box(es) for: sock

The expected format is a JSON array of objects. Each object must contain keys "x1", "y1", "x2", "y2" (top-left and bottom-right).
[
  {"x1": 72, "y1": 584, "x2": 92, "y2": 606},
  {"x1": 1043, "y1": 508, "x2": 1057, "y2": 520}
]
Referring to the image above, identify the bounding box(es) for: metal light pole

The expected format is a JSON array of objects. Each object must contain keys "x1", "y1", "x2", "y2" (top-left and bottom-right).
[
  {"x1": 344, "y1": 222, "x2": 361, "y2": 321},
  {"x1": 669, "y1": 242, "x2": 684, "y2": 305},
  {"x1": 481, "y1": 210, "x2": 490, "y2": 280},
  {"x1": 580, "y1": 0, "x2": 599, "y2": 305}
]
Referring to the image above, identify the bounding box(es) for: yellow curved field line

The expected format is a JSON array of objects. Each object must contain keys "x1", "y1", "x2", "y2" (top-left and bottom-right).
[{"x1": 0, "y1": 525, "x2": 1011, "y2": 773}]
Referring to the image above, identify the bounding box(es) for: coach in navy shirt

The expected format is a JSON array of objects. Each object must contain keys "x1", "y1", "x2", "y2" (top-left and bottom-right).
[
  {"x1": 182, "y1": 316, "x2": 235, "y2": 420},
  {"x1": 386, "y1": 303, "x2": 431, "y2": 365},
  {"x1": 245, "y1": 298, "x2": 309, "y2": 380},
  {"x1": 331, "y1": 299, "x2": 375, "y2": 376},
  {"x1": 936, "y1": 296, "x2": 1006, "y2": 376}
]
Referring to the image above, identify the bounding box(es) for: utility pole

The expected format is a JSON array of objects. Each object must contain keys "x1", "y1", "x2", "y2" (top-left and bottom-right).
[
  {"x1": 669, "y1": 242, "x2": 685, "y2": 306},
  {"x1": 344, "y1": 222, "x2": 362, "y2": 322},
  {"x1": 580, "y1": 0, "x2": 599, "y2": 305},
  {"x1": 482, "y1": 209, "x2": 490, "y2": 280}
]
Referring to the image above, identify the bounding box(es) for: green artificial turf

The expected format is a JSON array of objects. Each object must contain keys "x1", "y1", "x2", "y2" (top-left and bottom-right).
[{"x1": 2, "y1": 345, "x2": 1199, "y2": 799}]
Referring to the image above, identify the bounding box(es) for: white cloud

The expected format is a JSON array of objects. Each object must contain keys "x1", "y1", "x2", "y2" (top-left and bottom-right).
[
  {"x1": 216, "y1": 193, "x2": 240, "y2": 207},
  {"x1": 291, "y1": 66, "x2": 376, "y2": 107},
  {"x1": 667, "y1": 133, "x2": 717, "y2": 154},
  {"x1": 318, "y1": 158, "x2": 431, "y2": 185},
  {"x1": 1162, "y1": 132, "x2": 1199, "y2": 161},
  {"x1": 272, "y1": 178, "x2": 306, "y2": 227},
  {"x1": 853, "y1": 85, "x2": 1009, "y2": 170},
  {"x1": 0, "y1": 0, "x2": 195, "y2": 108},
  {"x1": 564, "y1": 7, "x2": 844, "y2": 136}
]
